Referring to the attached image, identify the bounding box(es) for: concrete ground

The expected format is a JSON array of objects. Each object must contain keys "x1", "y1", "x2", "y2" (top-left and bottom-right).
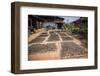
[{"x1": 28, "y1": 29, "x2": 88, "y2": 60}]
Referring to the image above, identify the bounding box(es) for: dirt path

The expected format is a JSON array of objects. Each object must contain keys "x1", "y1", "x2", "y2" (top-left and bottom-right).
[{"x1": 28, "y1": 30, "x2": 88, "y2": 60}]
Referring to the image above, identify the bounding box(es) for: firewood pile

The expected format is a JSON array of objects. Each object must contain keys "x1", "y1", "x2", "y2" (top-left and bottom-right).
[
  {"x1": 61, "y1": 42, "x2": 88, "y2": 59},
  {"x1": 29, "y1": 37, "x2": 45, "y2": 43},
  {"x1": 38, "y1": 32, "x2": 48, "y2": 37},
  {"x1": 47, "y1": 32, "x2": 59, "y2": 41},
  {"x1": 29, "y1": 43, "x2": 57, "y2": 54},
  {"x1": 61, "y1": 37, "x2": 73, "y2": 41}
]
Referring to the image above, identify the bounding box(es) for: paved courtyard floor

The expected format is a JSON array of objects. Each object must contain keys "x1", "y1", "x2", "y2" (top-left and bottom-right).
[{"x1": 28, "y1": 30, "x2": 88, "y2": 60}]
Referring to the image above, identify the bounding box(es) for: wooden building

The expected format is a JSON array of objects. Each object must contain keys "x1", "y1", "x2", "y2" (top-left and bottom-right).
[
  {"x1": 28, "y1": 15, "x2": 64, "y2": 36},
  {"x1": 72, "y1": 17, "x2": 88, "y2": 28}
]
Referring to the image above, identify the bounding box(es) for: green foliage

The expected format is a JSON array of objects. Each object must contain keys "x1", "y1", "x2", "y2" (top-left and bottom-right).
[{"x1": 65, "y1": 24, "x2": 88, "y2": 38}]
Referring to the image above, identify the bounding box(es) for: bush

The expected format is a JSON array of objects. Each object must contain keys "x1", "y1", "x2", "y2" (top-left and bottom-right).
[
  {"x1": 71, "y1": 28, "x2": 80, "y2": 34},
  {"x1": 65, "y1": 24, "x2": 87, "y2": 38}
]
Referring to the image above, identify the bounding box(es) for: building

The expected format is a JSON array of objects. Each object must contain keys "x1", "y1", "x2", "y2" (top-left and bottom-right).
[
  {"x1": 71, "y1": 17, "x2": 88, "y2": 28},
  {"x1": 28, "y1": 15, "x2": 64, "y2": 36}
]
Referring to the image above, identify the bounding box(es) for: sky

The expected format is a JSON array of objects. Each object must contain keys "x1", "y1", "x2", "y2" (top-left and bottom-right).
[{"x1": 62, "y1": 16, "x2": 80, "y2": 23}]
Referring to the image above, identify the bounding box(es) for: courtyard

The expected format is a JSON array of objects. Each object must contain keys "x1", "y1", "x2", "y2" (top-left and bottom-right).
[{"x1": 28, "y1": 30, "x2": 88, "y2": 60}]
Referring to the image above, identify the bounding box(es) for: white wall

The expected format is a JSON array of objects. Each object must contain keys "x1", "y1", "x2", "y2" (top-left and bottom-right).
[
  {"x1": 0, "y1": 0, "x2": 100, "y2": 76},
  {"x1": 43, "y1": 22, "x2": 57, "y2": 28}
]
